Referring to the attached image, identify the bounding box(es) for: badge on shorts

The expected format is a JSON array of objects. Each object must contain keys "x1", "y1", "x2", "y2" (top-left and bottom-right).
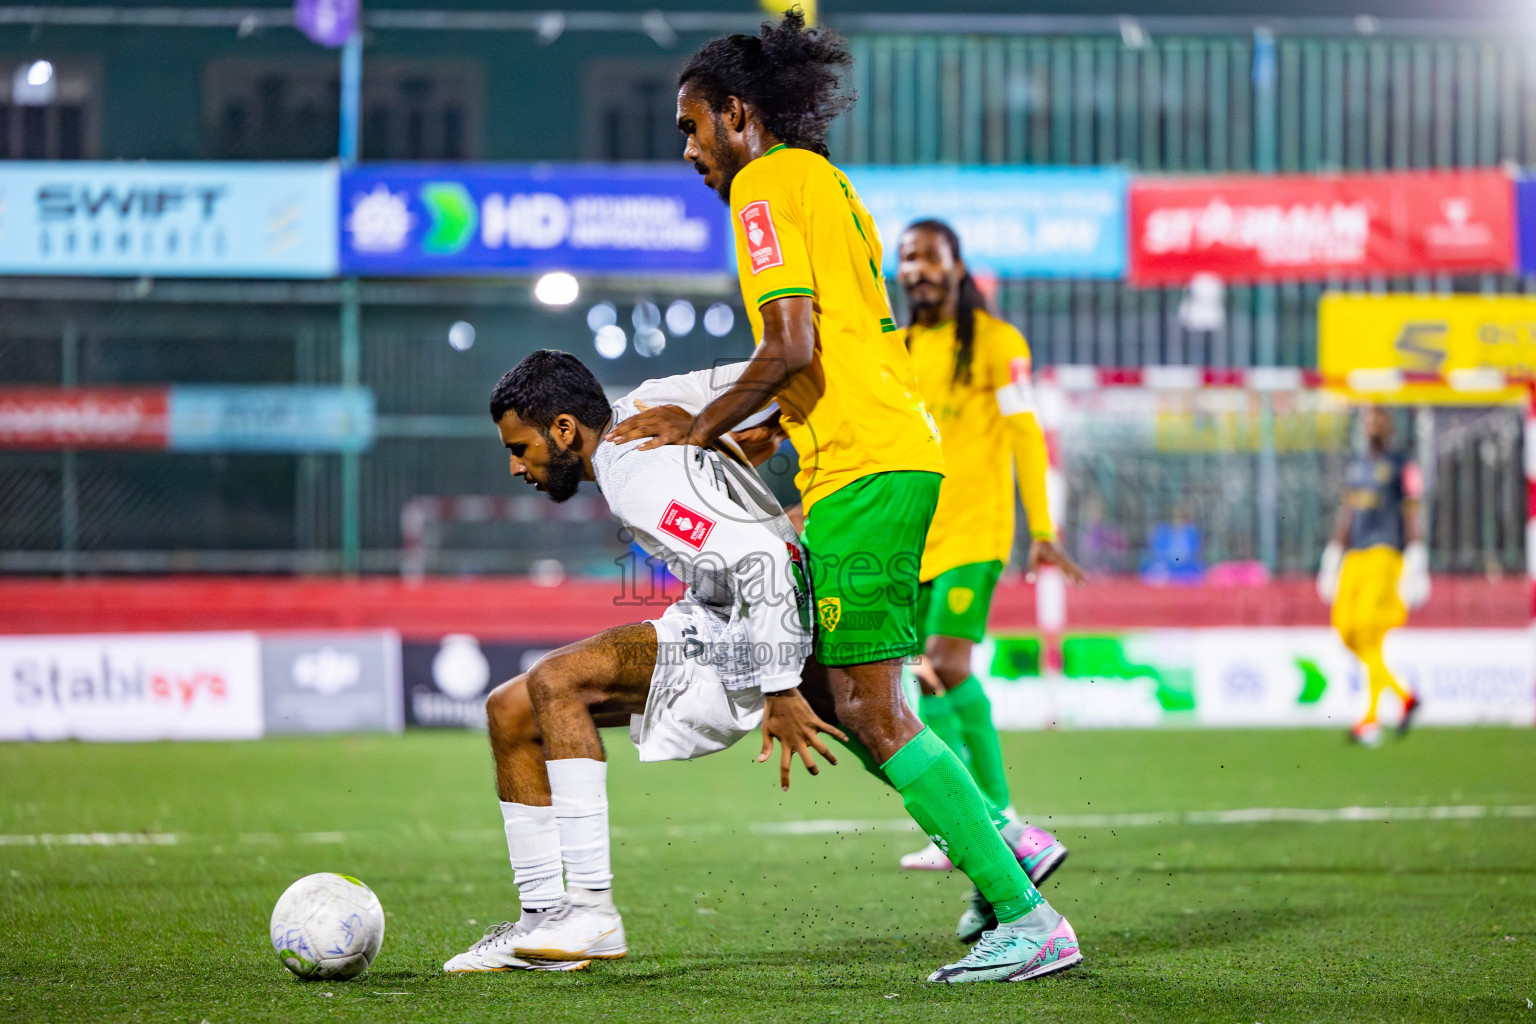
[
  {"x1": 946, "y1": 587, "x2": 975, "y2": 615},
  {"x1": 739, "y1": 200, "x2": 784, "y2": 274},
  {"x1": 817, "y1": 596, "x2": 841, "y2": 632},
  {"x1": 657, "y1": 500, "x2": 715, "y2": 550}
]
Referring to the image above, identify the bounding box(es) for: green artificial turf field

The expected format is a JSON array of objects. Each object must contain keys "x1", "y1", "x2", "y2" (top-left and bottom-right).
[{"x1": 2, "y1": 728, "x2": 1533, "y2": 1023}]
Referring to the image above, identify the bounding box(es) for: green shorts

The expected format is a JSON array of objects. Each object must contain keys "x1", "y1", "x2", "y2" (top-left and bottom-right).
[
  {"x1": 801, "y1": 470, "x2": 941, "y2": 666},
  {"x1": 916, "y1": 560, "x2": 1003, "y2": 644}
]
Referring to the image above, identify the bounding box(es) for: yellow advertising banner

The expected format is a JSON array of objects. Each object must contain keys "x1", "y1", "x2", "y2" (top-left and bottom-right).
[{"x1": 1317, "y1": 293, "x2": 1536, "y2": 404}]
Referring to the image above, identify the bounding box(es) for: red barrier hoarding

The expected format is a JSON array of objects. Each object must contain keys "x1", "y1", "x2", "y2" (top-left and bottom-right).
[
  {"x1": 1129, "y1": 171, "x2": 1514, "y2": 284},
  {"x1": 0, "y1": 388, "x2": 169, "y2": 448}
]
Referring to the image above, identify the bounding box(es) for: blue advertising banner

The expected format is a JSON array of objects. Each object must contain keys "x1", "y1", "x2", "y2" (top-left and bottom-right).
[
  {"x1": 1518, "y1": 178, "x2": 1536, "y2": 275},
  {"x1": 845, "y1": 165, "x2": 1127, "y2": 278},
  {"x1": 340, "y1": 165, "x2": 730, "y2": 276},
  {"x1": 168, "y1": 387, "x2": 374, "y2": 452},
  {"x1": 0, "y1": 163, "x2": 338, "y2": 277}
]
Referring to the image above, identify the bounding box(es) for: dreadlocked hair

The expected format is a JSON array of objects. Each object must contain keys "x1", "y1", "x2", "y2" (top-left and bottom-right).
[
  {"x1": 904, "y1": 219, "x2": 988, "y2": 386},
  {"x1": 678, "y1": 7, "x2": 854, "y2": 158}
]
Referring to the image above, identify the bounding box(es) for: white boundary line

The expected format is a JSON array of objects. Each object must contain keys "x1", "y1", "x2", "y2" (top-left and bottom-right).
[
  {"x1": 3, "y1": 804, "x2": 1531, "y2": 848},
  {"x1": 0, "y1": 832, "x2": 178, "y2": 846}
]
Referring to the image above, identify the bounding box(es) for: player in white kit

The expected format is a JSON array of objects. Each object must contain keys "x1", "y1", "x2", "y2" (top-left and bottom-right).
[{"x1": 444, "y1": 349, "x2": 838, "y2": 973}]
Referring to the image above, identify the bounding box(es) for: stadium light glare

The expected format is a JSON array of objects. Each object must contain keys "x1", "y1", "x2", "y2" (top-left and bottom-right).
[
  {"x1": 534, "y1": 271, "x2": 579, "y2": 307},
  {"x1": 586, "y1": 301, "x2": 617, "y2": 332},
  {"x1": 447, "y1": 321, "x2": 476, "y2": 351},
  {"x1": 703, "y1": 303, "x2": 735, "y2": 337},
  {"x1": 631, "y1": 301, "x2": 661, "y2": 330},
  {"x1": 665, "y1": 300, "x2": 696, "y2": 336},
  {"x1": 634, "y1": 327, "x2": 667, "y2": 357},
  {"x1": 594, "y1": 325, "x2": 627, "y2": 360},
  {"x1": 13, "y1": 60, "x2": 56, "y2": 105}
]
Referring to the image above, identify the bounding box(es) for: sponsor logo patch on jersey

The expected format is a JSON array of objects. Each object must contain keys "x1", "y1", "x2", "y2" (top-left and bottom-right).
[
  {"x1": 739, "y1": 201, "x2": 784, "y2": 274},
  {"x1": 657, "y1": 500, "x2": 716, "y2": 550},
  {"x1": 1008, "y1": 355, "x2": 1032, "y2": 385}
]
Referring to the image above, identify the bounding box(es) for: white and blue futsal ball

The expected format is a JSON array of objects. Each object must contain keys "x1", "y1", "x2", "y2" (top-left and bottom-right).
[{"x1": 269, "y1": 872, "x2": 385, "y2": 980}]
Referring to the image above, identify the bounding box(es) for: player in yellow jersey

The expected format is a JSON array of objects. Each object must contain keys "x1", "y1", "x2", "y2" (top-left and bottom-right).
[
  {"x1": 1317, "y1": 406, "x2": 1426, "y2": 745},
  {"x1": 610, "y1": 9, "x2": 1081, "y2": 983},
  {"x1": 893, "y1": 219, "x2": 1086, "y2": 937}
]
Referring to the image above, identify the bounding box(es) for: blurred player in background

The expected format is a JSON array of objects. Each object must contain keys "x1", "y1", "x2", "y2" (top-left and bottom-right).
[
  {"x1": 611, "y1": 8, "x2": 1081, "y2": 983},
  {"x1": 893, "y1": 219, "x2": 1083, "y2": 938},
  {"x1": 1317, "y1": 405, "x2": 1427, "y2": 746}
]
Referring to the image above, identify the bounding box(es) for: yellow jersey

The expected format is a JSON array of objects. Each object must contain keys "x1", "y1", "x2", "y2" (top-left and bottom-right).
[
  {"x1": 729, "y1": 145, "x2": 943, "y2": 512},
  {"x1": 900, "y1": 309, "x2": 1055, "y2": 580}
]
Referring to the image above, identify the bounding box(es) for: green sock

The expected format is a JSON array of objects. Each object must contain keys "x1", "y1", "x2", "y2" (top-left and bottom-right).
[
  {"x1": 919, "y1": 692, "x2": 971, "y2": 768},
  {"x1": 882, "y1": 728, "x2": 1043, "y2": 923},
  {"x1": 843, "y1": 734, "x2": 1011, "y2": 833},
  {"x1": 947, "y1": 676, "x2": 1011, "y2": 809}
]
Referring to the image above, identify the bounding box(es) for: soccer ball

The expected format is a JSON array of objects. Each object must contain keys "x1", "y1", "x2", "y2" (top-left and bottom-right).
[{"x1": 269, "y1": 872, "x2": 385, "y2": 980}]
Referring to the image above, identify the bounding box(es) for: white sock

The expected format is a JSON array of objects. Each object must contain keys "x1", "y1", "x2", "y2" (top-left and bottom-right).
[
  {"x1": 546, "y1": 758, "x2": 612, "y2": 892},
  {"x1": 1003, "y1": 902, "x2": 1063, "y2": 939},
  {"x1": 500, "y1": 801, "x2": 565, "y2": 913}
]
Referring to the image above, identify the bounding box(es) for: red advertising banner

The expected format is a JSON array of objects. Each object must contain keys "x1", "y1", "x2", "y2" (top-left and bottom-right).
[
  {"x1": 1129, "y1": 171, "x2": 1515, "y2": 284},
  {"x1": 0, "y1": 388, "x2": 169, "y2": 448}
]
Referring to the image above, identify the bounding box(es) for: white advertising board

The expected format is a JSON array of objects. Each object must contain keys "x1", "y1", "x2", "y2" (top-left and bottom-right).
[
  {"x1": 971, "y1": 627, "x2": 1533, "y2": 729},
  {"x1": 0, "y1": 631, "x2": 263, "y2": 741}
]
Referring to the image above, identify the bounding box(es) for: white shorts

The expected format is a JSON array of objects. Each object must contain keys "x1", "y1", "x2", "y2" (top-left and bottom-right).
[{"x1": 629, "y1": 597, "x2": 766, "y2": 763}]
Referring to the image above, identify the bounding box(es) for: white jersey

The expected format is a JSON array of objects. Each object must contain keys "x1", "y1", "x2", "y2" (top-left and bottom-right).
[{"x1": 592, "y1": 363, "x2": 810, "y2": 695}]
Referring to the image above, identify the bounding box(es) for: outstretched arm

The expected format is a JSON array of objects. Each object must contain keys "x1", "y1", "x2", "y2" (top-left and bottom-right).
[
  {"x1": 1318, "y1": 503, "x2": 1350, "y2": 604},
  {"x1": 605, "y1": 296, "x2": 814, "y2": 451},
  {"x1": 1008, "y1": 411, "x2": 1085, "y2": 584}
]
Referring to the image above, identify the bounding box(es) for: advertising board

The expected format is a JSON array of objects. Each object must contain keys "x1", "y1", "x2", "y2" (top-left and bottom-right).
[
  {"x1": 1130, "y1": 171, "x2": 1514, "y2": 283},
  {"x1": 260, "y1": 631, "x2": 403, "y2": 735},
  {"x1": 0, "y1": 163, "x2": 338, "y2": 277},
  {"x1": 847, "y1": 165, "x2": 1127, "y2": 278},
  {"x1": 340, "y1": 165, "x2": 729, "y2": 276},
  {"x1": 0, "y1": 631, "x2": 264, "y2": 741}
]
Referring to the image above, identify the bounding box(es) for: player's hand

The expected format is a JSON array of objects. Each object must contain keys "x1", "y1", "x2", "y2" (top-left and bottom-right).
[
  {"x1": 604, "y1": 401, "x2": 700, "y2": 451},
  {"x1": 1317, "y1": 541, "x2": 1343, "y2": 604},
  {"x1": 912, "y1": 655, "x2": 943, "y2": 697},
  {"x1": 728, "y1": 412, "x2": 787, "y2": 468},
  {"x1": 758, "y1": 688, "x2": 848, "y2": 791},
  {"x1": 783, "y1": 503, "x2": 804, "y2": 534},
  {"x1": 1397, "y1": 540, "x2": 1431, "y2": 610},
  {"x1": 1027, "y1": 538, "x2": 1087, "y2": 584}
]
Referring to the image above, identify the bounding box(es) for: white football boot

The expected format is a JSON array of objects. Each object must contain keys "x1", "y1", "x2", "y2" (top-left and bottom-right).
[
  {"x1": 513, "y1": 889, "x2": 628, "y2": 961},
  {"x1": 443, "y1": 919, "x2": 591, "y2": 972}
]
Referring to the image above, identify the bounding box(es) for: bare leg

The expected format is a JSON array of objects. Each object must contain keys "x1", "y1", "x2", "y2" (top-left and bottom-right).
[
  {"x1": 916, "y1": 636, "x2": 974, "y2": 770},
  {"x1": 524, "y1": 622, "x2": 658, "y2": 762},
  {"x1": 926, "y1": 635, "x2": 973, "y2": 692},
  {"x1": 487, "y1": 675, "x2": 553, "y2": 805},
  {"x1": 824, "y1": 657, "x2": 922, "y2": 763},
  {"x1": 486, "y1": 665, "x2": 641, "y2": 805},
  {"x1": 472, "y1": 623, "x2": 658, "y2": 930}
]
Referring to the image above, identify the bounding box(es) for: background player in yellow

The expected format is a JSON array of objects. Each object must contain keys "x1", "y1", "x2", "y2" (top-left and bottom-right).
[
  {"x1": 892, "y1": 219, "x2": 1085, "y2": 937},
  {"x1": 1317, "y1": 406, "x2": 1427, "y2": 746},
  {"x1": 609, "y1": 8, "x2": 1081, "y2": 984}
]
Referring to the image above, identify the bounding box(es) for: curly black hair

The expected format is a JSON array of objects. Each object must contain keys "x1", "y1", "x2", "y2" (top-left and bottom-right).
[
  {"x1": 678, "y1": 7, "x2": 854, "y2": 158},
  {"x1": 489, "y1": 349, "x2": 611, "y2": 431}
]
